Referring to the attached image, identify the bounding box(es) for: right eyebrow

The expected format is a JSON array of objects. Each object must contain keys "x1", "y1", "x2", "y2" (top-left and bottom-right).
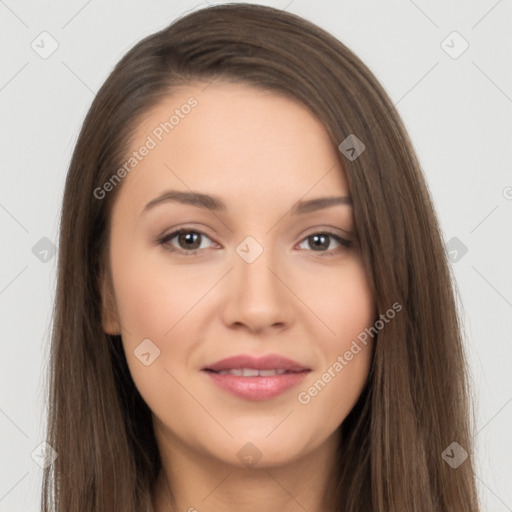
[{"x1": 142, "y1": 190, "x2": 226, "y2": 214}]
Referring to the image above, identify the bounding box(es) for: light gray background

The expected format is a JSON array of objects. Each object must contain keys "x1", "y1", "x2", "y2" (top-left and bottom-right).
[{"x1": 1, "y1": 0, "x2": 511, "y2": 510}]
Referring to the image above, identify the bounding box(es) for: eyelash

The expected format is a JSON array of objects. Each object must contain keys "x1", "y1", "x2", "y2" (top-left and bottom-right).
[{"x1": 156, "y1": 228, "x2": 353, "y2": 258}]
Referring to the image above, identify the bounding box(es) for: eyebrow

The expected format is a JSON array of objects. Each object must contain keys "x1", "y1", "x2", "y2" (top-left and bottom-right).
[{"x1": 142, "y1": 190, "x2": 352, "y2": 215}]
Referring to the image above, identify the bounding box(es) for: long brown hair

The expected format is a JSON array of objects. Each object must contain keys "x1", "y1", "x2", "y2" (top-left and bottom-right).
[{"x1": 43, "y1": 3, "x2": 480, "y2": 511}]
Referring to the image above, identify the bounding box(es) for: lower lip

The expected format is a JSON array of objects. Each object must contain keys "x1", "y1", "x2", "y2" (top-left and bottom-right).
[{"x1": 203, "y1": 370, "x2": 310, "y2": 400}]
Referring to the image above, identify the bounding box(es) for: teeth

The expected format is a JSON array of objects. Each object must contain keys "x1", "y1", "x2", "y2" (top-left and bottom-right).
[
  {"x1": 259, "y1": 369, "x2": 286, "y2": 376},
  {"x1": 242, "y1": 368, "x2": 260, "y2": 377},
  {"x1": 215, "y1": 368, "x2": 288, "y2": 376}
]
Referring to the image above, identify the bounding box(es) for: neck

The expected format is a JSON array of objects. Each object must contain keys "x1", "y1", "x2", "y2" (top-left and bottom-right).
[{"x1": 152, "y1": 428, "x2": 340, "y2": 512}]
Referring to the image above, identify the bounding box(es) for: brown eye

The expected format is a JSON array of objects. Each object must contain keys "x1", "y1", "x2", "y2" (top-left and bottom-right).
[
  {"x1": 176, "y1": 231, "x2": 202, "y2": 250},
  {"x1": 159, "y1": 229, "x2": 216, "y2": 255},
  {"x1": 307, "y1": 234, "x2": 330, "y2": 251},
  {"x1": 297, "y1": 232, "x2": 352, "y2": 255}
]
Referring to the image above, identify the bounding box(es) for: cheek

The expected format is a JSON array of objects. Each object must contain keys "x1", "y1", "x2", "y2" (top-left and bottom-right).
[
  {"x1": 295, "y1": 258, "x2": 375, "y2": 424},
  {"x1": 110, "y1": 243, "x2": 211, "y2": 342},
  {"x1": 109, "y1": 240, "x2": 222, "y2": 398},
  {"x1": 110, "y1": 247, "x2": 200, "y2": 413},
  {"x1": 306, "y1": 256, "x2": 376, "y2": 344}
]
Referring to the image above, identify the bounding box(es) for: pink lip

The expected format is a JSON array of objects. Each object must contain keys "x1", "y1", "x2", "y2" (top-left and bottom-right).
[{"x1": 202, "y1": 354, "x2": 311, "y2": 401}]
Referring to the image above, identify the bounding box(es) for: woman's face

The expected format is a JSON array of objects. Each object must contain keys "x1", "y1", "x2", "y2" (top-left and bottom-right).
[{"x1": 102, "y1": 82, "x2": 376, "y2": 468}]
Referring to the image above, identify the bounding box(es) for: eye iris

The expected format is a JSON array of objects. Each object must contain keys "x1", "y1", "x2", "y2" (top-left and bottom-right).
[
  {"x1": 179, "y1": 231, "x2": 201, "y2": 250},
  {"x1": 310, "y1": 234, "x2": 329, "y2": 251}
]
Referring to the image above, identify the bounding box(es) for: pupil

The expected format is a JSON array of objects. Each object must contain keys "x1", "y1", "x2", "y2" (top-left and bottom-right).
[
  {"x1": 179, "y1": 232, "x2": 200, "y2": 250},
  {"x1": 311, "y1": 234, "x2": 328, "y2": 250}
]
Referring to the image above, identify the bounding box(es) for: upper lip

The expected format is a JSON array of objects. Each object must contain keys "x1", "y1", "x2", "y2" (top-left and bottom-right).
[{"x1": 202, "y1": 354, "x2": 310, "y2": 372}]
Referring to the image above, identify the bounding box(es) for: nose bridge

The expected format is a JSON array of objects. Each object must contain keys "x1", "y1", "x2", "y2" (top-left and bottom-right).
[
  {"x1": 235, "y1": 234, "x2": 281, "y2": 300},
  {"x1": 222, "y1": 234, "x2": 290, "y2": 332}
]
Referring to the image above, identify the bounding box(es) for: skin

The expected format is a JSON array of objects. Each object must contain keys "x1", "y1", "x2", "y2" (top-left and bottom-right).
[{"x1": 101, "y1": 82, "x2": 376, "y2": 512}]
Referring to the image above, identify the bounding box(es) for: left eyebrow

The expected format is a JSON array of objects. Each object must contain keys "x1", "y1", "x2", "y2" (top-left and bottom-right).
[
  {"x1": 290, "y1": 195, "x2": 352, "y2": 215},
  {"x1": 141, "y1": 189, "x2": 352, "y2": 215}
]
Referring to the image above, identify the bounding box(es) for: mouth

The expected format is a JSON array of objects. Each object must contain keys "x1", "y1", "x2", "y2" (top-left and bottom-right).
[
  {"x1": 201, "y1": 354, "x2": 311, "y2": 400},
  {"x1": 203, "y1": 368, "x2": 304, "y2": 376}
]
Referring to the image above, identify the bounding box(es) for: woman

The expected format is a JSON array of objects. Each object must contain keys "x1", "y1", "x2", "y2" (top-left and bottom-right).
[{"x1": 42, "y1": 3, "x2": 480, "y2": 511}]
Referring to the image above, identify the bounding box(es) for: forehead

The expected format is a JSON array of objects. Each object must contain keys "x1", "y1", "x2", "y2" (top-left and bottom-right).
[{"x1": 116, "y1": 81, "x2": 349, "y2": 212}]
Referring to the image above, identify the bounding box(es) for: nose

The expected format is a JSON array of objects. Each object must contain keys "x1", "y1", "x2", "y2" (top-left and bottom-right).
[{"x1": 220, "y1": 242, "x2": 294, "y2": 335}]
